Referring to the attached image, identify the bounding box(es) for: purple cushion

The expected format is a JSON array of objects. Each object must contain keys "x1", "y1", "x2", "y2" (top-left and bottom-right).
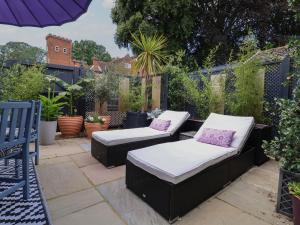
[
  {"x1": 149, "y1": 119, "x2": 171, "y2": 131},
  {"x1": 197, "y1": 128, "x2": 235, "y2": 148}
]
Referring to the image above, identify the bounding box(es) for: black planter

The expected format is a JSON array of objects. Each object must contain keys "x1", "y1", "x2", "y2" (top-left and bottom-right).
[
  {"x1": 123, "y1": 111, "x2": 148, "y2": 129},
  {"x1": 277, "y1": 168, "x2": 300, "y2": 218},
  {"x1": 251, "y1": 124, "x2": 273, "y2": 166}
]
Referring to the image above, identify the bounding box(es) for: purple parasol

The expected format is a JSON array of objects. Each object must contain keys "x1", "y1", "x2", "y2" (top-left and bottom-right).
[{"x1": 0, "y1": 0, "x2": 92, "y2": 27}]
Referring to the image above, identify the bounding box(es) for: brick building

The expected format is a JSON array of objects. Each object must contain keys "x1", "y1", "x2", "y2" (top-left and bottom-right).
[{"x1": 46, "y1": 34, "x2": 73, "y2": 66}]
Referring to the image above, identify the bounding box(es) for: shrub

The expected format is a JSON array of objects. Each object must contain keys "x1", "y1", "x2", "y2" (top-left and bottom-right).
[
  {"x1": 94, "y1": 72, "x2": 120, "y2": 113},
  {"x1": 0, "y1": 64, "x2": 45, "y2": 101},
  {"x1": 262, "y1": 39, "x2": 300, "y2": 173},
  {"x1": 226, "y1": 38, "x2": 264, "y2": 122},
  {"x1": 119, "y1": 79, "x2": 145, "y2": 112}
]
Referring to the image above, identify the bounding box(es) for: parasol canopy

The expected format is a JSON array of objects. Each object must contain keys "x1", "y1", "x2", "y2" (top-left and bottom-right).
[{"x1": 0, "y1": 0, "x2": 92, "y2": 27}]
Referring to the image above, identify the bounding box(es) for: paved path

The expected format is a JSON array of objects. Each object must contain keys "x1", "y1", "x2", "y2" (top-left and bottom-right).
[{"x1": 36, "y1": 137, "x2": 292, "y2": 225}]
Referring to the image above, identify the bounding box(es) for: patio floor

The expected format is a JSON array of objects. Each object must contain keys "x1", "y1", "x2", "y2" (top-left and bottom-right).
[{"x1": 36, "y1": 137, "x2": 292, "y2": 225}]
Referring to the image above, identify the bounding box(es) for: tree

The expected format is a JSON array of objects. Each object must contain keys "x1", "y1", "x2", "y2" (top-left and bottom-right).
[
  {"x1": 131, "y1": 32, "x2": 168, "y2": 110},
  {"x1": 0, "y1": 64, "x2": 45, "y2": 101},
  {"x1": 0, "y1": 42, "x2": 45, "y2": 67},
  {"x1": 112, "y1": 0, "x2": 300, "y2": 65},
  {"x1": 72, "y1": 40, "x2": 112, "y2": 65},
  {"x1": 289, "y1": 0, "x2": 300, "y2": 20}
]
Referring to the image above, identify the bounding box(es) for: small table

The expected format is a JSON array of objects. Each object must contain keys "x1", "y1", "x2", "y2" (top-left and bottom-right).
[{"x1": 179, "y1": 131, "x2": 197, "y2": 140}]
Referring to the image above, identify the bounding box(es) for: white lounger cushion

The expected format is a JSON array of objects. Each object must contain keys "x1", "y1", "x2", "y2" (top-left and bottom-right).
[
  {"x1": 92, "y1": 127, "x2": 170, "y2": 146},
  {"x1": 92, "y1": 110, "x2": 190, "y2": 146},
  {"x1": 127, "y1": 113, "x2": 255, "y2": 184},
  {"x1": 158, "y1": 110, "x2": 190, "y2": 135},
  {"x1": 127, "y1": 139, "x2": 238, "y2": 184},
  {"x1": 194, "y1": 113, "x2": 255, "y2": 152}
]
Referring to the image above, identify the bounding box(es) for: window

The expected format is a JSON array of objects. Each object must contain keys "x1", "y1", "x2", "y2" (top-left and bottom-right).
[
  {"x1": 63, "y1": 48, "x2": 68, "y2": 54},
  {"x1": 54, "y1": 46, "x2": 60, "y2": 52}
]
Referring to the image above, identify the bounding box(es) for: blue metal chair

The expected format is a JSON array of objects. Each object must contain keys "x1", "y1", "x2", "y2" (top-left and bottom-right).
[
  {"x1": 0, "y1": 101, "x2": 35, "y2": 200},
  {"x1": 8, "y1": 100, "x2": 41, "y2": 165}
]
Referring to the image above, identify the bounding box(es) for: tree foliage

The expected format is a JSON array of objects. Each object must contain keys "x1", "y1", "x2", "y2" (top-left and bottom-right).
[
  {"x1": 72, "y1": 40, "x2": 112, "y2": 65},
  {"x1": 0, "y1": 64, "x2": 45, "y2": 101},
  {"x1": 0, "y1": 42, "x2": 45, "y2": 67},
  {"x1": 112, "y1": 0, "x2": 299, "y2": 65}
]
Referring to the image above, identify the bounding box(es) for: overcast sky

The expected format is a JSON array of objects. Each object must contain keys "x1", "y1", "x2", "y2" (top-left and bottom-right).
[{"x1": 0, "y1": 0, "x2": 130, "y2": 58}]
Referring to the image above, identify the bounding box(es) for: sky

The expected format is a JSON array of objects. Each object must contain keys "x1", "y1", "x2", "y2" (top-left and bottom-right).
[{"x1": 0, "y1": 0, "x2": 130, "y2": 58}]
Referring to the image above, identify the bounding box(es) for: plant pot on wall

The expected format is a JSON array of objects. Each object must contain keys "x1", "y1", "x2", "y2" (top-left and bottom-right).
[
  {"x1": 85, "y1": 122, "x2": 103, "y2": 139},
  {"x1": 58, "y1": 116, "x2": 83, "y2": 138},
  {"x1": 40, "y1": 121, "x2": 57, "y2": 145}
]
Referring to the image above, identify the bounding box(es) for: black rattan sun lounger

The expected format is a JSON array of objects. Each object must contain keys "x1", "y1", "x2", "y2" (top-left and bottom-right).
[
  {"x1": 91, "y1": 111, "x2": 190, "y2": 167},
  {"x1": 126, "y1": 113, "x2": 255, "y2": 223}
]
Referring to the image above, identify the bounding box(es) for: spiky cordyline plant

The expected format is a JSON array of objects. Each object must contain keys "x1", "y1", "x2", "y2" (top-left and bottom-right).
[
  {"x1": 131, "y1": 32, "x2": 168, "y2": 78},
  {"x1": 130, "y1": 32, "x2": 168, "y2": 110}
]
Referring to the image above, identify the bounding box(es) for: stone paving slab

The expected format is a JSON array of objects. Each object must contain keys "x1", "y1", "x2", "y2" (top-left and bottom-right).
[
  {"x1": 70, "y1": 152, "x2": 99, "y2": 168},
  {"x1": 177, "y1": 198, "x2": 271, "y2": 225},
  {"x1": 39, "y1": 156, "x2": 71, "y2": 165},
  {"x1": 39, "y1": 145, "x2": 84, "y2": 159},
  {"x1": 217, "y1": 178, "x2": 291, "y2": 225},
  {"x1": 48, "y1": 188, "x2": 104, "y2": 220},
  {"x1": 81, "y1": 163, "x2": 125, "y2": 185},
  {"x1": 53, "y1": 203, "x2": 126, "y2": 225},
  {"x1": 37, "y1": 161, "x2": 92, "y2": 199}
]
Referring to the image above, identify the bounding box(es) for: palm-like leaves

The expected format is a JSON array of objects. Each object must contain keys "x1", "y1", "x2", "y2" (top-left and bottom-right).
[
  {"x1": 45, "y1": 75, "x2": 94, "y2": 116},
  {"x1": 131, "y1": 32, "x2": 167, "y2": 77},
  {"x1": 40, "y1": 95, "x2": 65, "y2": 121}
]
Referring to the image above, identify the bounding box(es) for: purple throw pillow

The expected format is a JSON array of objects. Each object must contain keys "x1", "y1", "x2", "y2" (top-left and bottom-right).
[
  {"x1": 197, "y1": 128, "x2": 235, "y2": 148},
  {"x1": 149, "y1": 119, "x2": 171, "y2": 131}
]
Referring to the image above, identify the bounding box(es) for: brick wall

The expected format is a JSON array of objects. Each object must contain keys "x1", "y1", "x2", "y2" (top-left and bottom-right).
[{"x1": 46, "y1": 34, "x2": 73, "y2": 66}]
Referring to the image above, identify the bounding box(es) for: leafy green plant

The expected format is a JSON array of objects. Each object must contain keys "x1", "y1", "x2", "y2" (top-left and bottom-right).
[
  {"x1": 47, "y1": 75, "x2": 93, "y2": 116},
  {"x1": 85, "y1": 112, "x2": 104, "y2": 124},
  {"x1": 226, "y1": 38, "x2": 264, "y2": 122},
  {"x1": 262, "y1": 39, "x2": 300, "y2": 173},
  {"x1": 119, "y1": 81, "x2": 145, "y2": 112},
  {"x1": 94, "y1": 72, "x2": 120, "y2": 114},
  {"x1": 0, "y1": 64, "x2": 45, "y2": 101},
  {"x1": 165, "y1": 48, "x2": 225, "y2": 119},
  {"x1": 40, "y1": 95, "x2": 65, "y2": 121},
  {"x1": 164, "y1": 50, "x2": 191, "y2": 111},
  {"x1": 289, "y1": 182, "x2": 300, "y2": 198}
]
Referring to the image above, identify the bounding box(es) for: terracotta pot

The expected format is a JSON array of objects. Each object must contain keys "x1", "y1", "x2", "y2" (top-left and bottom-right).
[
  {"x1": 85, "y1": 122, "x2": 103, "y2": 139},
  {"x1": 101, "y1": 115, "x2": 111, "y2": 130},
  {"x1": 292, "y1": 195, "x2": 300, "y2": 225},
  {"x1": 57, "y1": 116, "x2": 83, "y2": 138}
]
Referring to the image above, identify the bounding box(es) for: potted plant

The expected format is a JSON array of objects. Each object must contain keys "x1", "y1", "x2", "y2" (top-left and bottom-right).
[
  {"x1": 263, "y1": 39, "x2": 300, "y2": 218},
  {"x1": 289, "y1": 182, "x2": 300, "y2": 225},
  {"x1": 94, "y1": 72, "x2": 119, "y2": 130},
  {"x1": 39, "y1": 91, "x2": 65, "y2": 145},
  {"x1": 50, "y1": 76, "x2": 93, "y2": 137},
  {"x1": 120, "y1": 81, "x2": 149, "y2": 128},
  {"x1": 84, "y1": 112, "x2": 104, "y2": 139}
]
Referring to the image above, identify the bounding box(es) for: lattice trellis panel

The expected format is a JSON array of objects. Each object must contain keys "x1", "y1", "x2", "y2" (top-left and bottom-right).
[
  {"x1": 277, "y1": 169, "x2": 300, "y2": 217},
  {"x1": 264, "y1": 63, "x2": 283, "y2": 102},
  {"x1": 84, "y1": 89, "x2": 126, "y2": 127}
]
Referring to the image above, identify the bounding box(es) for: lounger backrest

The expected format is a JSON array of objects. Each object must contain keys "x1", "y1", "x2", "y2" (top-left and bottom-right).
[
  {"x1": 157, "y1": 110, "x2": 190, "y2": 135},
  {"x1": 194, "y1": 113, "x2": 255, "y2": 152}
]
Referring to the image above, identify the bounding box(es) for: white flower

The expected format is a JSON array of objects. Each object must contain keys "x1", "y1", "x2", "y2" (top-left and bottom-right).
[
  {"x1": 102, "y1": 118, "x2": 106, "y2": 122},
  {"x1": 89, "y1": 117, "x2": 94, "y2": 122},
  {"x1": 98, "y1": 116, "x2": 101, "y2": 120}
]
